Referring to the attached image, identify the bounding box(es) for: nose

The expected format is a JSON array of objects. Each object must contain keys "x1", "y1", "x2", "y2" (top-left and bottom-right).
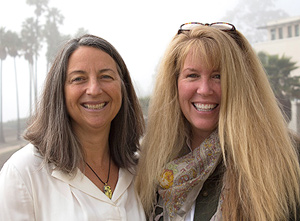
[
  {"x1": 196, "y1": 79, "x2": 213, "y2": 96},
  {"x1": 86, "y1": 78, "x2": 102, "y2": 96}
]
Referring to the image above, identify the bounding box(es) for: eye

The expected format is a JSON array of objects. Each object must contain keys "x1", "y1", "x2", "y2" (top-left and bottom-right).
[
  {"x1": 100, "y1": 74, "x2": 114, "y2": 80},
  {"x1": 71, "y1": 76, "x2": 85, "y2": 82},
  {"x1": 213, "y1": 74, "x2": 221, "y2": 79},
  {"x1": 212, "y1": 72, "x2": 221, "y2": 80},
  {"x1": 186, "y1": 73, "x2": 199, "y2": 79}
]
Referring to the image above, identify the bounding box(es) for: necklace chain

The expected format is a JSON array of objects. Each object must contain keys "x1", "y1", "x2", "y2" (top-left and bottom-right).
[{"x1": 85, "y1": 155, "x2": 112, "y2": 199}]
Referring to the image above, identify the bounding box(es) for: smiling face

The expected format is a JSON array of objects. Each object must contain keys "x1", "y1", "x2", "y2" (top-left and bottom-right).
[
  {"x1": 178, "y1": 49, "x2": 221, "y2": 147},
  {"x1": 64, "y1": 46, "x2": 122, "y2": 135}
]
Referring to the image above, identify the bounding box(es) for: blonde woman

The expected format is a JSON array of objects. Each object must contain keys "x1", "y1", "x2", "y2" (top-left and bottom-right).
[{"x1": 136, "y1": 22, "x2": 300, "y2": 220}]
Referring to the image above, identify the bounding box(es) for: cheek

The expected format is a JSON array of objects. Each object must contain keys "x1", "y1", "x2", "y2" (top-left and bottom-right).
[
  {"x1": 111, "y1": 83, "x2": 123, "y2": 107},
  {"x1": 64, "y1": 87, "x2": 70, "y2": 105},
  {"x1": 114, "y1": 82, "x2": 122, "y2": 99},
  {"x1": 64, "y1": 91, "x2": 73, "y2": 115},
  {"x1": 177, "y1": 83, "x2": 185, "y2": 108},
  {"x1": 64, "y1": 86, "x2": 80, "y2": 109},
  {"x1": 215, "y1": 84, "x2": 222, "y2": 101},
  {"x1": 177, "y1": 83, "x2": 194, "y2": 120},
  {"x1": 178, "y1": 82, "x2": 194, "y2": 104}
]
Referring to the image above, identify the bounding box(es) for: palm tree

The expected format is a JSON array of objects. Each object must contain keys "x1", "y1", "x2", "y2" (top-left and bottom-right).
[
  {"x1": 21, "y1": 18, "x2": 36, "y2": 116},
  {"x1": 26, "y1": 0, "x2": 48, "y2": 16},
  {"x1": 6, "y1": 30, "x2": 22, "y2": 140},
  {"x1": 26, "y1": 0, "x2": 48, "y2": 106},
  {"x1": 43, "y1": 7, "x2": 65, "y2": 71},
  {"x1": 43, "y1": 7, "x2": 86, "y2": 71},
  {"x1": 74, "y1": 28, "x2": 89, "y2": 38},
  {"x1": 0, "y1": 27, "x2": 7, "y2": 142},
  {"x1": 258, "y1": 51, "x2": 300, "y2": 122}
]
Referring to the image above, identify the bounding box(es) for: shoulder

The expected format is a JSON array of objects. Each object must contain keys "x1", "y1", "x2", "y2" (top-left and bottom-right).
[
  {"x1": 0, "y1": 144, "x2": 43, "y2": 214},
  {"x1": 119, "y1": 167, "x2": 135, "y2": 184},
  {"x1": 0, "y1": 143, "x2": 48, "y2": 188},
  {"x1": 5, "y1": 143, "x2": 43, "y2": 170}
]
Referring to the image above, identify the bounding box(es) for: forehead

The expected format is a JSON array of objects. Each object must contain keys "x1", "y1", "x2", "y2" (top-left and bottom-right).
[
  {"x1": 181, "y1": 46, "x2": 219, "y2": 71},
  {"x1": 67, "y1": 46, "x2": 118, "y2": 72},
  {"x1": 69, "y1": 46, "x2": 113, "y2": 62},
  {"x1": 182, "y1": 49, "x2": 203, "y2": 68}
]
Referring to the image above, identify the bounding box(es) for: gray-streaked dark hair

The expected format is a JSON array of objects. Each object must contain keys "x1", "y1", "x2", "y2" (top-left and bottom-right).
[{"x1": 24, "y1": 34, "x2": 145, "y2": 173}]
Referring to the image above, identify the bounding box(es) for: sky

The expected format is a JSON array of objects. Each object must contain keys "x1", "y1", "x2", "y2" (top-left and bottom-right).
[{"x1": 0, "y1": 0, "x2": 299, "y2": 122}]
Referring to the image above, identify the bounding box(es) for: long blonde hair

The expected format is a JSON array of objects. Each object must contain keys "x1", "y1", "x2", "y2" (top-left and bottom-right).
[{"x1": 135, "y1": 26, "x2": 300, "y2": 220}]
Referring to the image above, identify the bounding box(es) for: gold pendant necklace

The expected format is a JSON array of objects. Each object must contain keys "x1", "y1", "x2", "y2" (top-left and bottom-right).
[{"x1": 85, "y1": 156, "x2": 112, "y2": 199}]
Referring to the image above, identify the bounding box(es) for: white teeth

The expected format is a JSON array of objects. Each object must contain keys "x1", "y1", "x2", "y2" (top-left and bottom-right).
[
  {"x1": 194, "y1": 103, "x2": 217, "y2": 111},
  {"x1": 83, "y1": 103, "x2": 106, "y2": 110}
]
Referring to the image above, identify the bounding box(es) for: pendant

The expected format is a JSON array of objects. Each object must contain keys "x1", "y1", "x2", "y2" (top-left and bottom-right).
[{"x1": 104, "y1": 184, "x2": 112, "y2": 199}]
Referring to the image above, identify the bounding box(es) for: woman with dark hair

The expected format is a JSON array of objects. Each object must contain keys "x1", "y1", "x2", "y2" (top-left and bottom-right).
[
  {"x1": 136, "y1": 23, "x2": 300, "y2": 220},
  {"x1": 0, "y1": 34, "x2": 146, "y2": 220}
]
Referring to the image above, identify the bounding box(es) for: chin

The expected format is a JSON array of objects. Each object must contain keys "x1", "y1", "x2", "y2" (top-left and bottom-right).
[{"x1": 193, "y1": 123, "x2": 218, "y2": 134}]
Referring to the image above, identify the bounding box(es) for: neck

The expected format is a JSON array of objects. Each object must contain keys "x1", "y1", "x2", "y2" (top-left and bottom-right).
[
  {"x1": 191, "y1": 129, "x2": 216, "y2": 150},
  {"x1": 84, "y1": 141, "x2": 110, "y2": 165},
  {"x1": 75, "y1": 127, "x2": 111, "y2": 165}
]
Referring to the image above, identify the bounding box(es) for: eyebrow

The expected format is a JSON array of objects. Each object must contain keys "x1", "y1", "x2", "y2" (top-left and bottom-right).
[
  {"x1": 67, "y1": 68, "x2": 117, "y2": 75},
  {"x1": 181, "y1": 67, "x2": 198, "y2": 72}
]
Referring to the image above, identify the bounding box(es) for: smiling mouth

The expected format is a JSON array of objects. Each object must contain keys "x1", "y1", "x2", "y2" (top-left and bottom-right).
[
  {"x1": 193, "y1": 103, "x2": 218, "y2": 112},
  {"x1": 82, "y1": 102, "x2": 107, "y2": 110}
]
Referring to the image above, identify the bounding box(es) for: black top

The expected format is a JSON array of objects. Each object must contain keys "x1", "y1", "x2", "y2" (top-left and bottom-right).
[{"x1": 193, "y1": 163, "x2": 223, "y2": 221}]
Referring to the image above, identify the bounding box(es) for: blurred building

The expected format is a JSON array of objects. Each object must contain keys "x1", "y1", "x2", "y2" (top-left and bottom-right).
[{"x1": 252, "y1": 16, "x2": 300, "y2": 133}]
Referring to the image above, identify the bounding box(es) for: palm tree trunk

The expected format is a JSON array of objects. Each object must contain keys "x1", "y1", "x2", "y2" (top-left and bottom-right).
[
  {"x1": 0, "y1": 60, "x2": 5, "y2": 143},
  {"x1": 29, "y1": 62, "x2": 33, "y2": 116},
  {"x1": 34, "y1": 55, "x2": 38, "y2": 106},
  {"x1": 14, "y1": 58, "x2": 20, "y2": 140}
]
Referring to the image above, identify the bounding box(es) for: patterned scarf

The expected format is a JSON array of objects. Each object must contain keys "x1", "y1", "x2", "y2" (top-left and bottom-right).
[{"x1": 156, "y1": 130, "x2": 223, "y2": 220}]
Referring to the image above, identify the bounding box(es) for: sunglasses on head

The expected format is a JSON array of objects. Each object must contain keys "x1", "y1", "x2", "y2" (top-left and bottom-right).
[{"x1": 177, "y1": 22, "x2": 236, "y2": 34}]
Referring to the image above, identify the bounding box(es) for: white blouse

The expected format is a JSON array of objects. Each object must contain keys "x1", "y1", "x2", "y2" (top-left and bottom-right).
[{"x1": 0, "y1": 144, "x2": 146, "y2": 221}]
